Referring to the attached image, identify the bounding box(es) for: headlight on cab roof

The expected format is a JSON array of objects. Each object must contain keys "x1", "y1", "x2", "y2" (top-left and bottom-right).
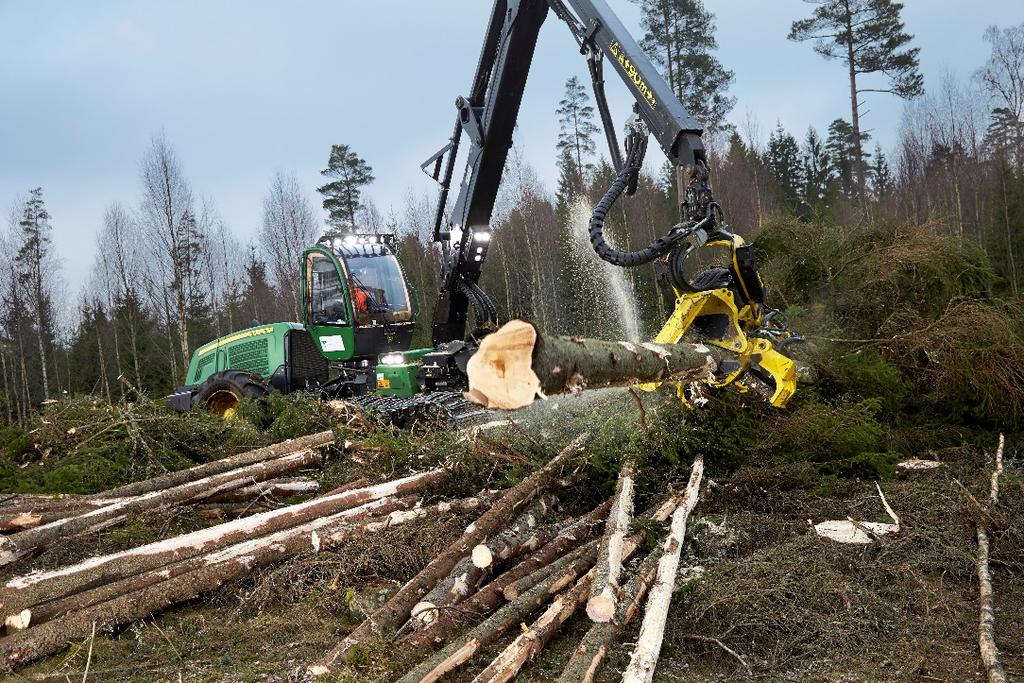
[{"x1": 380, "y1": 353, "x2": 405, "y2": 366}]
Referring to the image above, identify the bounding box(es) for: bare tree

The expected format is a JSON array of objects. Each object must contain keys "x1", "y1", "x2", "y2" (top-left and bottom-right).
[
  {"x1": 260, "y1": 171, "x2": 319, "y2": 320},
  {"x1": 978, "y1": 23, "x2": 1024, "y2": 170},
  {"x1": 138, "y1": 136, "x2": 200, "y2": 371},
  {"x1": 97, "y1": 202, "x2": 144, "y2": 389}
]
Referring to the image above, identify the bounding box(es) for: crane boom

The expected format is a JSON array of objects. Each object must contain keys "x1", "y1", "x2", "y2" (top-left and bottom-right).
[{"x1": 423, "y1": 0, "x2": 710, "y2": 346}]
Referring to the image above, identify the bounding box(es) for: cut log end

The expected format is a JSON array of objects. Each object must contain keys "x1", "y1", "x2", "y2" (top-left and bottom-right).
[
  {"x1": 471, "y1": 544, "x2": 493, "y2": 569},
  {"x1": 413, "y1": 601, "x2": 438, "y2": 625},
  {"x1": 4, "y1": 608, "x2": 31, "y2": 632},
  {"x1": 585, "y1": 593, "x2": 616, "y2": 623}
]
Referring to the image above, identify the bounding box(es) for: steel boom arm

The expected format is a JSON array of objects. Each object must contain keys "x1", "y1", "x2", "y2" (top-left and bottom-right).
[{"x1": 426, "y1": 0, "x2": 707, "y2": 345}]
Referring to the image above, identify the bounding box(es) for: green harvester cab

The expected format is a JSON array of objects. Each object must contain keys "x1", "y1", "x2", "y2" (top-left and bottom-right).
[{"x1": 168, "y1": 233, "x2": 435, "y2": 416}]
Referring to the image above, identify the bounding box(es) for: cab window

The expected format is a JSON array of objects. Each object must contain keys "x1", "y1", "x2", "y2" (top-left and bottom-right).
[
  {"x1": 346, "y1": 252, "x2": 413, "y2": 324},
  {"x1": 307, "y1": 253, "x2": 347, "y2": 325}
]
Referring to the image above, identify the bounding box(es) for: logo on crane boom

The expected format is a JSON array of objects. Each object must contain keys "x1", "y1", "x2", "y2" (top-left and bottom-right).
[{"x1": 608, "y1": 41, "x2": 657, "y2": 109}]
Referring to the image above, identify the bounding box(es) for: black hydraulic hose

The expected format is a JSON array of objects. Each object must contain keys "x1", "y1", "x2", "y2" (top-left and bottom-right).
[{"x1": 589, "y1": 139, "x2": 693, "y2": 267}]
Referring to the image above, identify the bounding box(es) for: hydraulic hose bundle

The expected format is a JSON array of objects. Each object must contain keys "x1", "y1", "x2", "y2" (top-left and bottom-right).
[{"x1": 588, "y1": 121, "x2": 709, "y2": 268}]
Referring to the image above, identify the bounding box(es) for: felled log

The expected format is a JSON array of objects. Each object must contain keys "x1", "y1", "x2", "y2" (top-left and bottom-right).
[
  {"x1": 308, "y1": 433, "x2": 590, "y2": 675},
  {"x1": 623, "y1": 456, "x2": 705, "y2": 683},
  {"x1": 466, "y1": 320, "x2": 720, "y2": 409},
  {"x1": 0, "y1": 449, "x2": 324, "y2": 565},
  {"x1": 586, "y1": 457, "x2": 636, "y2": 622},
  {"x1": 0, "y1": 494, "x2": 488, "y2": 671},
  {"x1": 3, "y1": 495, "x2": 421, "y2": 634},
  {"x1": 977, "y1": 434, "x2": 1007, "y2": 683},
  {"x1": 558, "y1": 549, "x2": 665, "y2": 683},
  {"x1": 321, "y1": 477, "x2": 371, "y2": 497},
  {"x1": 90, "y1": 430, "x2": 337, "y2": 500},
  {"x1": 194, "y1": 503, "x2": 274, "y2": 520},
  {"x1": 398, "y1": 494, "x2": 686, "y2": 683},
  {"x1": 203, "y1": 477, "x2": 320, "y2": 503},
  {"x1": 412, "y1": 496, "x2": 557, "y2": 626},
  {"x1": 0, "y1": 468, "x2": 449, "y2": 620},
  {"x1": 403, "y1": 500, "x2": 613, "y2": 650}
]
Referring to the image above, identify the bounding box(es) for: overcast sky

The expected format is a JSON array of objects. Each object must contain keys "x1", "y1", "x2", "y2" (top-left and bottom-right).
[{"x1": 1, "y1": 1, "x2": 1020, "y2": 291}]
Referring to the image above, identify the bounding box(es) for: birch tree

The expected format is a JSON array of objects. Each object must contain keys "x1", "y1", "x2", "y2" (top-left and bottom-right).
[
  {"x1": 138, "y1": 136, "x2": 199, "y2": 371},
  {"x1": 260, "y1": 171, "x2": 319, "y2": 320}
]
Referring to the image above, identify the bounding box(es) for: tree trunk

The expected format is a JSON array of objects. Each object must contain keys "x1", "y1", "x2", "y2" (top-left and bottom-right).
[
  {"x1": 0, "y1": 468, "x2": 449, "y2": 618},
  {"x1": 0, "y1": 344, "x2": 13, "y2": 425},
  {"x1": 845, "y1": 7, "x2": 866, "y2": 203},
  {"x1": 398, "y1": 493, "x2": 688, "y2": 683},
  {"x1": 977, "y1": 434, "x2": 1007, "y2": 683},
  {"x1": 203, "y1": 477, "x2": 320, "y2": 503},
  {"x1": 4, "y1": 495, "x2": 422, "y2": 634},
  {"x1": 0, "y1": 449, "x2": 324, "y2": 565},
  {"x1": 94, "y1": 309, "x2": 111, "y2": 402},
  {"x1": 586, "y1": 457, "x2": 636, "y2": 622},
  {"x1": 0, "y1": 494, "x2": 488, "y2": 671},
  {"x1": 403, "y1": 500, "x2": 613, "y2": 650},
  {"x1": 622, "y1": 455, "x2": 705, "y2": 683},
  {"x1": 558, "y1": 548, "x2": 665, "y2": 683},
  {"x1": 308, "y1": 433, "x2": 590, "y2": 675},
  {"x1": 90, "y1": 430, "x2": 335, "y2": 500},
  {"x1": 1002, "y1": 171, "x2": 1019, "y2": 296},
  {"x1": 466, "y1": 320, "x2": 720, "y2": 410}
]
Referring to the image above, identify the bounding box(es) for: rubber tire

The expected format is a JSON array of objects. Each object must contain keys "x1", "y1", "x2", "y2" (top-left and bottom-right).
[{"x1": 194, "y1": 370, "x2": 270, "y2": 419}]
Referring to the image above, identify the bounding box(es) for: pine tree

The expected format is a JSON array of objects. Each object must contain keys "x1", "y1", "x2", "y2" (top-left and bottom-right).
[
  {"x1": 555, "y1": 149, "x2": 585, "y2": 227},
  {"x1": 556, "y1": 77, "x2": 600, "y2": 179},
  {"x1": 15, "y1": 188, "x2": 55, "y2": 400},
  {"x1": 802, "y1": 126, "x2": 833, "y2": 212},
  {"x1": 789, "y1": 0, "x2": 923, "y2": 199},
  {"x1": 765, "y1": 123, "x2": 804, "y2": 214},
  {"x1": 869, "y1": 143, "x2": 894, "y2": 199},
  {"x1": 826, "y1": 118, "x2": 870, "y2": 201},
  {"x1": 633, "y1": 0, "x2": 736, "y2": 132},
  {"x1": 317, "y1": 144, "x2": 375, "y2": 231}
]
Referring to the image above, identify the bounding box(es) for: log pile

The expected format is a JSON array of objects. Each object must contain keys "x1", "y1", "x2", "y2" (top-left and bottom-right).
[{"x1": 0, "y1": 432, "x2": 484, "y2": 670}]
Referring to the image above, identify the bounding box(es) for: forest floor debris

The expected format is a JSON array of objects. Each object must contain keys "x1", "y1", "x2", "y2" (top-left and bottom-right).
[{"x1": 0, "y1": 384, "x2": 1019, "y2": 682}]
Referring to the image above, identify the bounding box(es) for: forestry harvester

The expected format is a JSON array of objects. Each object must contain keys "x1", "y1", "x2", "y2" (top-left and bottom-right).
[{"x1": 169, "y1": 0, "x2": 802, "y2": 422}]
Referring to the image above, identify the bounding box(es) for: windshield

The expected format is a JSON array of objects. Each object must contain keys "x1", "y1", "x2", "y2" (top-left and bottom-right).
[{"x1": 344, "y1": 252, "x2": 412, "y2": 324}]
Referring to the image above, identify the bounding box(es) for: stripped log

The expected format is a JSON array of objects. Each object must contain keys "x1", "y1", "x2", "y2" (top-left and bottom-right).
[
  {"x1": 412, "y1": 496, "x2": 557, "y2": 626},
  {"x1": 977, "y1": 434, "x2": 1007, "y2": 683},
  {"x1": 4, "y1": 495, "x2": 421, "y2": 634},
  {"x1": 397, "y1": 494, "x2": 686, "y2": 683},
  {"x1": 586, "y1": 457, "x2": 636, "y2": 622},
  {"x1": 558, "y1": 549, "x2": 667, "y2": 683},
  {"x1": 321, "y1": 478, "x2": 371, "y2": 497},
  {"x1": 309, "y1": 433, "x2": 590, "y2": 675},
  {"x1": 0, "y1": 449, "x2": 324, "y2": 565},
  {"x1": 0, "y1": 495, "x2": 486, "y2": 671},
  {"x1": 89, "y1": 430, "x2": 337, "y2": 500},
  {"x1": 466, "y1": 320, "x2": 720, "y2": 409},
  {"x1": 0, "y1": 468, "x2": 449, "y2": 620},
  {"x1": 195, "y1": 503, "x2": 273, "y2": 520},
  {"x1": 203, "y1": 477, "x2": 320, "y2": 503},
  {"x1": 403, "y1": 500, "x2": 612, "y2": 650},
  {"x1": 623, "y1": 455, "x2": 705, "y2": 683}
]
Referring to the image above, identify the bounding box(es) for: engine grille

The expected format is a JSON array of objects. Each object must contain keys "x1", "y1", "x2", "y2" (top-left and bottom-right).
[
  {"x1": 193, "y1": 353, "x2": 216, "y2": 382},
  {"x1": 228, "y1": 338, "x2": 270, "y2": 376}
]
